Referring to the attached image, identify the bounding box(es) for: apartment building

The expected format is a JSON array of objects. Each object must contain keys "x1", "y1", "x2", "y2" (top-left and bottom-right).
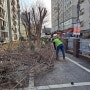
[
  {"x1": 9, "y1": 0, "x2": 20, "y2": 41},
  {"x1": 0, "y1": 0, "x2": 21, "y2": 42},
  {"x1": 0, "y1": 0, "x2": 8, "y2": 41},
  {"x1": 79, "y1": 0, "x2": 90, "y2": 38},
  {"x1": 51, "y1": 0, "x2": 78, "y2": 33}
]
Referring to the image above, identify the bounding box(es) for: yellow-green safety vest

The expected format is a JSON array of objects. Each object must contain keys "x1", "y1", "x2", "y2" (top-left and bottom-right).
[{"x1": 53, "y1": 38, "x2": 63, "y2": 47}]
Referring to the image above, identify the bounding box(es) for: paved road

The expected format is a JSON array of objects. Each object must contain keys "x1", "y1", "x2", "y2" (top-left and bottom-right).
[{"x1": 34, "y1": 54, "x2": 90, "y2": 90}]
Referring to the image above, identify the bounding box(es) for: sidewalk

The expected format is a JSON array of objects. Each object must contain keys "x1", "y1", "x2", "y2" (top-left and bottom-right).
[
  {"x1": 34, "y1": 54, "x2": 90, "y2": 90},
  {"x1": 12, "y1": 54, "x2": 90, "y2": 90}
]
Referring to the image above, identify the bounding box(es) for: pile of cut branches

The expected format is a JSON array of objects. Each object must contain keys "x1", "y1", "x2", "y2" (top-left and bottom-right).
[{"x1": 0, "y1": 42, "x2": 55, "y2": 89}]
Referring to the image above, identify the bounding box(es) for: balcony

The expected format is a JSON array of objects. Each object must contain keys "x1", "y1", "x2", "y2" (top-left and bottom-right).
[
  {"x1": 12, "y1": 6, "x2": 16, "y2": 12},
  {"x1": 13, "y1": 20, "x2": 17, "y2": 26},
  {"x1": 11, "y1": 0, "x2": 15, "y2": 5},
  {"x1": 0, "y1": 8, "x2": 5, "y2": 19}
]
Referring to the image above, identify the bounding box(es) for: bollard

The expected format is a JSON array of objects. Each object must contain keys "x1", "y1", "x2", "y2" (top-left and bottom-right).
[
  {"x1": 63, "y1": 38, "x2": 68, "y2": 53},
  {"x1": 73, "y1": 38, "x2": 80, "y2": 57}
]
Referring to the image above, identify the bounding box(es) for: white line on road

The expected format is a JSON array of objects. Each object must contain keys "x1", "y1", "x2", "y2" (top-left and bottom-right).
[
  {"x1": 66, "y1": 57, "x2": 90, "y2": 73},
  {"x1": 36, "y1": 82, "x2": 90, "y2": 90}
]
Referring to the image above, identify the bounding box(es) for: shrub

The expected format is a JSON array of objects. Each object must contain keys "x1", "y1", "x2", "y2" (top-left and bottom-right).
[
  {"x1": 30, "y1": 44, "x2": 35, "y2": 51},
  {"x1": 19, "y1": 36, "x2": 26, "y2": 41}
]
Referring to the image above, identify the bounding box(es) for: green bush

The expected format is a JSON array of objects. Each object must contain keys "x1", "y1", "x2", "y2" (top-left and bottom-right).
[
  {"x1": 30, "y1": 44, "x2": 35, "y2": 51},
  {"x1": 41, "y1": 41, "x2": 45, "y2": 48},
  {"x1": 44, "y1": 38, "x2": 49, "y2": 44}
]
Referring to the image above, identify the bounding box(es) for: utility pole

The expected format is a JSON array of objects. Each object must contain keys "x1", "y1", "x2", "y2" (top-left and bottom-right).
[{"x1": 7, "y1": 0, "x2": 12, "y2": 42}]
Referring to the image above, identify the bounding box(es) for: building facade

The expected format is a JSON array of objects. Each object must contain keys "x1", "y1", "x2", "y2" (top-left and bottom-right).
[
  {"x1": 9, "y1": 0, "x2": 19, "y2": 41},
  {"x1": 79, "y1": 0, "x2": 90, "y2": 38},
  {"x1": 51, "y1": 0, "x2": 78, "y2": 33},
  {"x1": 0, "y1": 0, "x2": 8, "y2": 41},
  {"x1": 0, "y1": 0, "x2": 20, "y2": 42}
]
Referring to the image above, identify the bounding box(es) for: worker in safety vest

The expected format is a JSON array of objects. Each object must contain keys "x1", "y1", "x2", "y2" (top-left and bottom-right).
[{"x1": 52, "y1": 34, "x2": 65, "y2": 60}]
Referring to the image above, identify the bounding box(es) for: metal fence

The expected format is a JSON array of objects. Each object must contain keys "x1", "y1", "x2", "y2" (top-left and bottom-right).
[
  {"x1": 79, "y1": 39, "x2": 90, "y2": 54},
  {"x1": 68, "y1": 38, "x2": 74, "y2": 51}
]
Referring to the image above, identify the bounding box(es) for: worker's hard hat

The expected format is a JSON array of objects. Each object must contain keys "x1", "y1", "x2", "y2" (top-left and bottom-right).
[{"x1": 53, "y1": 34, "x2": 57, "y2": 37}]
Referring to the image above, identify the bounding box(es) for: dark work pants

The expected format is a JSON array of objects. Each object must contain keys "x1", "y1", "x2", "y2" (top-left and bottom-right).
[{"x1": 56, "y1": 44, "x2": 65, "y2": 59}]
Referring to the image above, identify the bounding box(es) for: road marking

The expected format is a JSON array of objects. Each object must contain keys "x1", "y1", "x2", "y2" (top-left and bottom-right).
[
  {"x1": 66, "y1": 57, "x2": 90, "y2": 73},
  {"x1": 36, "y1": 82, "x2": 90, "y2": 90}
]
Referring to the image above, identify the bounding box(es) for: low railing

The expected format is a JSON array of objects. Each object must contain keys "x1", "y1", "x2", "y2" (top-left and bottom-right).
[
  {"x1": 79, "y1": 39, "x2": 90, "y2": 55},
  {"x1": 68, "y1": 38, "x2": 73, "y2": 51},
  {"x1": 63, "y1": 38, "x2": 90, "y2": 59}
]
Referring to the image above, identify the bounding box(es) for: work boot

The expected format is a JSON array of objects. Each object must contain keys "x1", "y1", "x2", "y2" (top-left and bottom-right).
[
  {"x1": 56, "y1": 56, "x2": 59, "y2": 60},
  {"x1": 63, "y1": 57, "x2": 65, "y2": 60}
]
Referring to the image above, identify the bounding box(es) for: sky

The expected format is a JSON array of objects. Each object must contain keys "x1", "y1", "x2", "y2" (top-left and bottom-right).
[{"x1": 20, "y1": 0, "x2": 51, "y2": 27}]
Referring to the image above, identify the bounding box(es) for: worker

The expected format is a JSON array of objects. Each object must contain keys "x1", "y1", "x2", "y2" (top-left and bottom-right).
[{"x1": 52, "y1": 34, "x2": 65, "y2": 60}]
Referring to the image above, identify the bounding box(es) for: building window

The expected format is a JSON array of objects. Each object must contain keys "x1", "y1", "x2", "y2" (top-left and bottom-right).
[
  {"x1": 0, "y1": 0, "x2": 3, "y2": 5},
  {"x1": 80, "y1": 0, "x2": 84, "y2": 4},
  {"x1": 14, "y1": 28, "x2": 17, "y2": 33},
  {"x1": 79, "y1": 8, "x2": 84, "y2": 15},
  {"x1": 80, "y1": 21, "x2": 84, "y2": 27},
  {"x1": 11, "y1": 0, "x2": 15, "y2": 5},
  {"x1": 14, "y1": 34, "x2": 17, "y2": 40},
  {"x1": 70, "y1": 1, "x2": 71, "y2": 5}
]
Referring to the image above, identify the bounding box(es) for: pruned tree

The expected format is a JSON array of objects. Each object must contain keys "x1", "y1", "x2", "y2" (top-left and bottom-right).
[
  {"x1": 21, "y1": 11, "x2": 31, "y2": 41},
  {"x1": 21, "y1": 1, "x2": 48, "y2": 47},
  {"x1": 32, "y1": 6, "x2": 47, "y2": 46},
  {"x1": 21, "y1": 9, "x2": 36, "y2": 48}
]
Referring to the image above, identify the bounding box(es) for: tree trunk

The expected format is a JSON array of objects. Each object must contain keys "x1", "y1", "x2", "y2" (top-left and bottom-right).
[
  {"x1": 36, "y1": 26, "x2": 41, "y2": 47},
  {"x1": 27, "y1": 27, "x2": 32, "y2": 48},
  {"x1": 37, "y1": 33, "x2": 41, "y2": 47}
]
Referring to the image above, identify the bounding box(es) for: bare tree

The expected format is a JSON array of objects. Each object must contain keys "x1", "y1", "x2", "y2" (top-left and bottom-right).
[
  {"x1": 32, "y1": 6, "x2": 47, "y2": 46},
  {"x1": 21, "y1": 9, "x2": 36, "y2": 48},
  {"x1": 21, "y1": 1, "x2": 48, "y2": 47}
]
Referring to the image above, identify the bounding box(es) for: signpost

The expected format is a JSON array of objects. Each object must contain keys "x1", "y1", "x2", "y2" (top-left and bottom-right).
[{"x1": 73, "y1": 23, "x2": 80, "y2": 35}]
